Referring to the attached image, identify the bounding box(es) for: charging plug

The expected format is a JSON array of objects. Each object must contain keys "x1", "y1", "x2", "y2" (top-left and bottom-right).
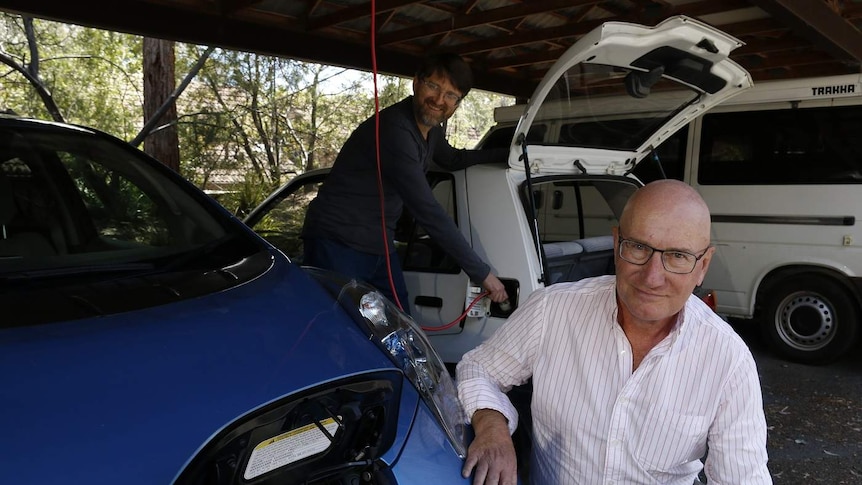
[{"x1": 465, "y1": 284, "x2": 490, "y2": 318}]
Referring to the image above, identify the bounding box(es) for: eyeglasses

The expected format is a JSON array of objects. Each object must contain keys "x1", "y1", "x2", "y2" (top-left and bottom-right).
[
  {"x1": 617, "y1": 232, "x2": 710, "y2": 274},
  {"x1": 421, "y1": 79, "x2": 462, "y2": 105}
]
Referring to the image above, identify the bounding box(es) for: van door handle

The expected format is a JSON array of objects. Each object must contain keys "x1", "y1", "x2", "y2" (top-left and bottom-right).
[
  {"x1": 414, "y1": 296, "x2": 443, "y2": 308},
  {"x1": 532, "y1": 190, "x2": 544, "y2": 209},
  {"x1": 553, "y1": 190, "x2": 563, "y2": 209}
]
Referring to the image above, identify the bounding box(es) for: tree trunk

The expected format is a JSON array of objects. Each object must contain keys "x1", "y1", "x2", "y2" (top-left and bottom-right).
[{"x1": 143, "y1": 38, "x2": 180, "y2": 172}]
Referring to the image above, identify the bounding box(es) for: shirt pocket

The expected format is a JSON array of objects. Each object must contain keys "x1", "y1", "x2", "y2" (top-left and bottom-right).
[{"x1": 634, "y1": 410, "x2": 709, "y2": 473}]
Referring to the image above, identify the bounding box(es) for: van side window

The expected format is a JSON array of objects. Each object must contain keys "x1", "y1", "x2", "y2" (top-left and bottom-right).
[
  {"x1": 529, "y1": 179, "x2": 631, "y2": 242},
  {"x1": 630, "y1": 126, "x2": 688, "y2": 183},
  {"x1": 523, "y1": 178, "x2": 636, "y2": 284},
  {"x1": 698, "y1": 105, "x2": 862, "y2": 185},
  {"x1": 395, "y1": 172, "x2": 461, "y2": 274}
]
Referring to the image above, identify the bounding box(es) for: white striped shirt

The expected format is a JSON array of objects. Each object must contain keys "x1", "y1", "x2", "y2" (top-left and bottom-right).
[{"x1": 457, "y1": 275, "x2": 771, "y2": 484}]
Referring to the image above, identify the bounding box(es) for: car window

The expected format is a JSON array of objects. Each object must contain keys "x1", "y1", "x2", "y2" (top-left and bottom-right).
[
  {"x1": 252, "y1": 180, "x2": 324, "y2": 262},
  {"x1": 0, "y1": 121, "x2": 271, "y2": 326},
  {"x1": 2, "y1": 133, "x2": 226, "y2": 262},
  {"x1": 59, "y1": 151, "x2": 173, "y2": 247}
]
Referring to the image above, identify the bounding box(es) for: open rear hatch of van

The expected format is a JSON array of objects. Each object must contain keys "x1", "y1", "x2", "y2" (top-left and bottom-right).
[{"x1": 508, "y1": 15, "x2": 752, "y2": 176}]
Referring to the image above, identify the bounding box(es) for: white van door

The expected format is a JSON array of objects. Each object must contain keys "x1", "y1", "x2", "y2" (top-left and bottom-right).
[{"x1": 398, "y1": 170, "x2": 474, "y2": 334}]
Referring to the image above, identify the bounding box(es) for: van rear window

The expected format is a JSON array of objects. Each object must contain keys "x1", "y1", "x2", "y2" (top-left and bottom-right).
[
  {"x1": 560, "y1": 118, "x2": 670, "y2": 151},
  {"x1": 478, "y1": 124, "x2": 546, "y2": 150}
]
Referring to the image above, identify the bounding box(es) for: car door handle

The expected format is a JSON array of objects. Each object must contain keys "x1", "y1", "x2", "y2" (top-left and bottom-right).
[{"x1": 414, "y1": 296, "x2": 443, "y2": 308}]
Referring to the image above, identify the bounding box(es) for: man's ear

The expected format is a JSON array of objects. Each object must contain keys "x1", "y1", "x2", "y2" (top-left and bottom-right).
[
  {"x1": 696, "y1": 246, "x2": 716, "y2": 285},
  {"x1": 412, "y1": 76, "x2": 420, "y2": 95}
]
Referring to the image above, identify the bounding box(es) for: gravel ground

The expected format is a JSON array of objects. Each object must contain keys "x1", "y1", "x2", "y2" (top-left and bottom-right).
[{"x1": 729, "y1": 319, "x2": 862, "y2": 484}]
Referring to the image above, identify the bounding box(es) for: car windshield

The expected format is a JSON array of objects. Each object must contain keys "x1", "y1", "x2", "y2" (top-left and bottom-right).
[
  {"x1": 529, "y1": 62, "x2": 701, "y2": 151},
  {"x1": 0, "y1": 121, "x2": 254, "y2": 276}
]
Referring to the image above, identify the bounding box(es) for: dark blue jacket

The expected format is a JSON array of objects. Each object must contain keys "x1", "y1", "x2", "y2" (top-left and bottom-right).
[{"x1": 302, "y1": 96, "x2": 506, "y2": 283}]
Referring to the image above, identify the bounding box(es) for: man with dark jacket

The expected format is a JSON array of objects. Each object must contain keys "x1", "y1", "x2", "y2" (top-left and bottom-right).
[{"x1": 301, "y1": 52, "x2": 508, "y2": 312}]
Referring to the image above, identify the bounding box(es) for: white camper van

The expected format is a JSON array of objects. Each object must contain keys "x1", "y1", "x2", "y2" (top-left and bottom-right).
[
  {"x1": 245, "y1": 16, "x2": 753, "y2": 366},
  {"x1": 482, "y1": 73, "x2": 862, "y2": 364}
]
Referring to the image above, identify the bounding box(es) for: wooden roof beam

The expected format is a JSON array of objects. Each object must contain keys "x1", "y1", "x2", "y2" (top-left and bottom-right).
[
  {"x1": 375, "y1": 0, "x2": 596, "y2": 46},
  {"x1": 749, "y1": 0, "x2": 862, "y2": 66},
  {"x1": 307, "y1": 0, "x2": 418, "y2": 31},
  {"x1": 216, "y1": 0, "x2": 262, "y2": 15}
]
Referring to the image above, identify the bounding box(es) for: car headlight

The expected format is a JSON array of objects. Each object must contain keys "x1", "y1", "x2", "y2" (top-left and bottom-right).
[{"x1": 305, "y1": 267, "x2": 468, "y2": 458}]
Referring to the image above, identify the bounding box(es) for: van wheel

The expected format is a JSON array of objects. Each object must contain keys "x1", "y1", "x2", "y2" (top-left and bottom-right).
[{"x1": 760, "y1": 274, "x2": 859, "y2": 365}]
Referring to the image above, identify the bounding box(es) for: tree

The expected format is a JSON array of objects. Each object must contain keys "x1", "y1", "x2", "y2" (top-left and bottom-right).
[
  {"x1": 0, "y1": 13, "x2": 513, "y2": 217},
  {"x1": 448, "y1": 88, "x2": 513, "y2": 148},
  {"x1": 142, "y1": 38, "x2": 180, "y2": 171},
  {"x1": 0, "y1": 13, "x2": 144, "y2": 138},
  {"x1": 0, "y1": 16, "x2": 64, "y2": 121},
  {"x1": 0, "y1": 13, "x2": 212, "y2": 159},
  {"x1": 183, "y1": 52, "x2": 378, "y2": 186}
]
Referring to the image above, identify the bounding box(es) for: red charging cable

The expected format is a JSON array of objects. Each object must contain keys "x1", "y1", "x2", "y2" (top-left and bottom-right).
[
  {"x1": 421, "y1": 291, "x2": 489, "y2": 332},
  {"x1": 369, "y1": 1, "x2": 487, "y2": 330},
  {"x1": 369, "y1": 0, "x2": 406, "y2": 313}
]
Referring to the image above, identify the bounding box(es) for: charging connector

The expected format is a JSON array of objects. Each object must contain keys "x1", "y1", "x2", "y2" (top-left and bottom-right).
[{"x1": 465, "y1": 283, "x2": 490, "y2": 318}]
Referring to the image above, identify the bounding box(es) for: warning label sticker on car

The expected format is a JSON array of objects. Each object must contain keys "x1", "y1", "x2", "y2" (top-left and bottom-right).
[{"x1": 243, "y1": 417, "x2": 340, "y2": 480}]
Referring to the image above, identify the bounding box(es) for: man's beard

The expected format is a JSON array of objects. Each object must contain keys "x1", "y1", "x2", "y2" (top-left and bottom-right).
[{"x1": 414, "y1": 98, "x2": 449, "y2": 127}]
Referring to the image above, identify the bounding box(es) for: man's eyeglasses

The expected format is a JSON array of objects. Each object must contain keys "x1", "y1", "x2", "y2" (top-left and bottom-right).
[
  {"x1": 617, "y1": 232, "x2": 710, "y2": 274},
  {"x1": 422, "y1": 79, "x2": 462, "y2": 105}
]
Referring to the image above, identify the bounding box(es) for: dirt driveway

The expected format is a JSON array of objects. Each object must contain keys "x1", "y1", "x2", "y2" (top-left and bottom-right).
[{"x1": 730, "y1": 319, "x2": 862, "y2": 484}]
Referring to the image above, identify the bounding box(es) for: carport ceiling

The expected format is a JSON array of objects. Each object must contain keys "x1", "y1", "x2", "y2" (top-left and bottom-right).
[{"x1": 1, "y1": 0, "x2": 861, "y2": 99}]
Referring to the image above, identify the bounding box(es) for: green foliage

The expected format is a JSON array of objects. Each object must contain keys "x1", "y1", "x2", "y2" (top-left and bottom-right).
[
  {"x1": 447, "y1": 89, "x2": 515, "y2": 148},
  {"x1": 0, "y1": 13, "x2": 514, "y2": 206},
  {"x1": 216, "y1": 173, "x2": 275, "y2": 219},
  {"x1": 248, "y1": 180, "x2": 324, "y2": 258},
  {"x1": 175, "y1": 50, "x2": 385, "y2": 189},
  {"x1": 61, "y1": 152, "x2": 171, "y2": 245},
  {"x1": 375, "y1": 75, "x2": 411, "y2": 108},
  {"x1": 0, "y1": 13, "x2": 142, "y2": 138}
]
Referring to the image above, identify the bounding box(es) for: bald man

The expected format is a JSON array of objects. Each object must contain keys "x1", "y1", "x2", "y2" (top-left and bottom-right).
[{"x1": 457, "y1": 180, "x2": 771, "y2": 485}]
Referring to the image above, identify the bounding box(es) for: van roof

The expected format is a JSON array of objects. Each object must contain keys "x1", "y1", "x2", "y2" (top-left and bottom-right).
[{"x1": 494, "y1": 72, "x2": 862, "y2": 123}]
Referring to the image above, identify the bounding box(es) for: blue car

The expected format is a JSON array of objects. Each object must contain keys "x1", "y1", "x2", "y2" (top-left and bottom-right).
[{"x1": 0, "y1": 116, "x2": 470, "y2": 485}]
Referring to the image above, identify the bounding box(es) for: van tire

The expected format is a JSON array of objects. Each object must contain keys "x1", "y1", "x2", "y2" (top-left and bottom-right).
[{"x1": 760, "y1": 274, "x2": 859, "y2": 365}]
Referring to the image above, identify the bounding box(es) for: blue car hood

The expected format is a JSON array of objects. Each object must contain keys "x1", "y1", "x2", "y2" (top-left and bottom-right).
[{"x1": 0, "y1": 260, "x2": 396, "y2": 484}]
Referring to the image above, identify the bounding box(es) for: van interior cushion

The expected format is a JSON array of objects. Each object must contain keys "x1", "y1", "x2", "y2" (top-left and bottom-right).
[
  {"x1": 543, "y1": 241, "x2": 584, "y2": 259},
  {"x1": 574, "y1": 235, "x2": 614, "y2": 253}
]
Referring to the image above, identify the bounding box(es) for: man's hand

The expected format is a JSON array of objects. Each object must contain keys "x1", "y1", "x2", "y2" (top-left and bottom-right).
[
  {"x1": 463, "y1": 409, "x2": 518, "y2": 485},
  {"x1": 482, "y1": 273, "x2": 508, "y2": 303}
]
